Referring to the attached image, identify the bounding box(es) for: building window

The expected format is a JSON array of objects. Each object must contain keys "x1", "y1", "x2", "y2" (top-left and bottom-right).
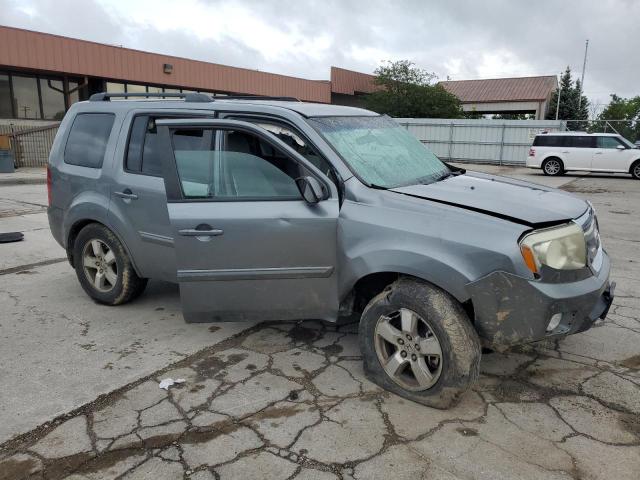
[
  {"x1": 106, "y1": 82, "x2": 125, "y2": 93},
  {"x1": 0, "y1": 74, "x2": 11, "y2": 118},
  {"x1": 40, "y1": 78, "x2": 66, "y2": 120},
  {"x1": 126, "y1": 84, "x2": 147, "y2": 93},
  {"x1": 12, "y1": 75, "x2": 42, "y2": 119}
]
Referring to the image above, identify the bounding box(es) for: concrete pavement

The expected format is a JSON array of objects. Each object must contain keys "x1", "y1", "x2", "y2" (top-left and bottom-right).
[{"x1": 0, "y1": 165, "x2": 638, "y2": 479}]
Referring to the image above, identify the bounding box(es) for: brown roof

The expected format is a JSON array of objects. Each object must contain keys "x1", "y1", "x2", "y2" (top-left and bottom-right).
[
  {"x1": 0, "y1": 26, "x2": 332, "y2": 103},
  {"x1": 439, "y1": 76, "x2": 557, "y2": 103},
  {"x1": 330, "y1": 67, "x2": 378, "y2": 95}
]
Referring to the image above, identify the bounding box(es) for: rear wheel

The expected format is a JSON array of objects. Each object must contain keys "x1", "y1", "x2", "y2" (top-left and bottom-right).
[
  {"x1": 359, "y1": 277, "x2": 481, "y2": 409},
  {"x1": 631, "y1": 160, "x2": 640, "y2": 180},
  {"x1": 73, "y1": 223, "x2": 147, "y2": 305},
  {"x1": 542, "y1": 157, "x2": 564, "y2": 176}
]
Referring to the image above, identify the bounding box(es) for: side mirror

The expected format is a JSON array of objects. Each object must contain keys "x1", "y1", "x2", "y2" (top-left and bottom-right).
[
  {"x1": 616, "y1": 145, "x2": 626, "y2": 150},
  {"x1": 296, "y1": 176, "x2": 325, "y2": 204}
]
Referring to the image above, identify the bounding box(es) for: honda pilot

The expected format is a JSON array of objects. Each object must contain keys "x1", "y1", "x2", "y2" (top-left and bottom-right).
[{"x1": 47, "y1": 93, "x2": 614, "y2": 408}]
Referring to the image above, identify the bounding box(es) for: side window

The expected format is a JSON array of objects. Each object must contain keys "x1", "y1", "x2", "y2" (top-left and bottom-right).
[
  {"x1": 64, "y1": 113, "x2": 115, "y2": 168},
  {"x1": 172, "y1": 128, "x2": 302, "y2": 200},
  {"x1": 597, "y1": 136, "x2": 624, "y2": 149},
  {"x1": 233, "y1": 118, "x2": 338, "y2": 186},
  {"x1": 567, "y1": 136, "x2": 596, "y2": 149},
  {"x1": 125, "y1": 116, "x2": 166, "y2": 176},
  {"x1": 533, "y1": 135, "x2": 562, "y2": 147}
]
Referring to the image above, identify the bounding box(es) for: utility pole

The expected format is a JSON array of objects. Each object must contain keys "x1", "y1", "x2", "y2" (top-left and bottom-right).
[
  {"x1": 555, "y1": 83, "x2": 562, "y2": 120},
  {"x1": 578, "y1": 39, "x2": 589, "y2": 109}
]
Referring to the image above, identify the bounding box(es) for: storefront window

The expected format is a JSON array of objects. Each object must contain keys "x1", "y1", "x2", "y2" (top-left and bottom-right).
[
  {"x1": 40, "y1": 78, "x2": 66, "y2": 120},
  {"x1": 106, "y1": 82, "x2": 125, "y2": 93},
  {"x1": 126, "y1": 84, "x2": 146, "y2": 93},
  {"x1": 68, "y1": 80, "x2": 80, "y2": 106},
  {"x1": 12, "y1": 75, "x2": 41, "y2": 119},
  {"x1": 0, "y1": 74, "x2": 11, "y2": 118}
]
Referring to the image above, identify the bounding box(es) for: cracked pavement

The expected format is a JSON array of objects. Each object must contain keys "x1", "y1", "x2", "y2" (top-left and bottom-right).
[{"x1": 1, "y1": 169, "x2": 639, "y2": 479}]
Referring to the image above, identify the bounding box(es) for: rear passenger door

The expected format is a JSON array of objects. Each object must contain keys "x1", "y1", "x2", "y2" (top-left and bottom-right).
[
  {"x1": 564, "y1": 135, "x2": 596, "y2": 170},
  {"x1": 108, "y1": 110, "x2": 212, "y2": 281},
  {"x1": 157, "y1": 119, "x2": 340, "y2": 323}
]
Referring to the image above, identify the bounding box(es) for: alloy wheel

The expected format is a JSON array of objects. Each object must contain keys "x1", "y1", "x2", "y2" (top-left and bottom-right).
[
  {"x1": 544, "y1": 159, "x2": 561, "y2": 175},
  {"x1": 374, "y1": 308, "x2": 443, "y2": 391},
  {"x1": 82, "y1": 239, "x2": 118, "y2": 293},
  {"x1": 633, "y1": 163, "x2": 640, "y2": 179}
]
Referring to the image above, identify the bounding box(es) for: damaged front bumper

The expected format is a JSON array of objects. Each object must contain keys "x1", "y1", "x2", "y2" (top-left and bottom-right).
[{"x1": 466, "y1": 252, "x2": 613, "y2": 349}]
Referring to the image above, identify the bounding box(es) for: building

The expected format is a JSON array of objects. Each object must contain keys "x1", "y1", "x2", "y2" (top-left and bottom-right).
[
  {"x1": 0, "y1": 25, "x2": 377, "y2": 122},
  {"x1": 0, "y1": 25, "x2": 557, "y2": 124},
  {"x1": 439, "y1": 76, "x2": 557, "y2": 119}
]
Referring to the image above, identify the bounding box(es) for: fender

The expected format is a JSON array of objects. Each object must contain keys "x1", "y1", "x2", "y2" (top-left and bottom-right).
[{"x1": 339, "y1": 248, "x2": 474, "y2": 303}]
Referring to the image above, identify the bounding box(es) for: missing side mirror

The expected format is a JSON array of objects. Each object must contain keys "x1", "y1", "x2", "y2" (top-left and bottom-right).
[{"x1": 296, "y1": 176, "x2": 325, "y2": 204}]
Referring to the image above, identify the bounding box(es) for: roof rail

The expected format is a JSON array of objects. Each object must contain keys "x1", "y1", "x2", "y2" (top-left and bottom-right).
[
  {"x1": 89, "y1": 92, "x2": 212, "y2": 103},
  {"x1": 216, "y1": 95, "x2": 301, "y2": 102}
]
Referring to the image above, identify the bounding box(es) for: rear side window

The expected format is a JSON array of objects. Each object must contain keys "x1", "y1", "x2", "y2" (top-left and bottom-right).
[
  {"x1": 125, "y1": 116, "x2": 164, "y2": 176},
  {"x1": 567, "y1": 136, "x2": 596, "y2": 148},
  {"x1": 64, "y1": 113, "x2": 115, "y2": 168}
]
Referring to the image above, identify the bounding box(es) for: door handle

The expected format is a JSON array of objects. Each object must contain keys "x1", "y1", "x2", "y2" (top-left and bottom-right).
[
  {"x1": 594, "y1": 152, "x2": 603, "y2": 154},
  {"x1": 561, "y1": 151, "x2": 570, "y2": 154},
  {"x1": 115, "y1": 189, "x2": 138, "y2": 200},
  {"x1": 179, "y1": 228, "x2": 224, "y2": 237}
]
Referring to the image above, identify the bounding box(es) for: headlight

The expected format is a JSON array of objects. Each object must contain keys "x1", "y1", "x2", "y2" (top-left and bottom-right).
[{"x1": 519, "y1": 223, "x2": 586, "y2": 274}]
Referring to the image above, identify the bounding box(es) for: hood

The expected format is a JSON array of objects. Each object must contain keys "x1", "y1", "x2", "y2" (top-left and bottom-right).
[{"x1": 390, "y1": 171, "x2": 588, "y2": 226}]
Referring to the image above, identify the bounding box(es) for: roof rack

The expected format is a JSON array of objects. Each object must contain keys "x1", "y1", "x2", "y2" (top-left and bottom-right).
[
  {"x1": 89, "y1": 92, "x2": 212, "y2": 102},
  {"x1": 216, "y1": 95, "x2": 301, "y2": 102}
]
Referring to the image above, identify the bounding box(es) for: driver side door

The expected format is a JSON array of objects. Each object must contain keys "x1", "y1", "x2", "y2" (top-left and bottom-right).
[{"x1": 157, "y1": 119, "x2": 340, "y2": 323}]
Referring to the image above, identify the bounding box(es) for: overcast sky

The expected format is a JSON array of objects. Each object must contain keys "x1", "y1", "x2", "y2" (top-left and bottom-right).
[{"x1": 1, "y1": 0, "x2": 638, "y2": 112}]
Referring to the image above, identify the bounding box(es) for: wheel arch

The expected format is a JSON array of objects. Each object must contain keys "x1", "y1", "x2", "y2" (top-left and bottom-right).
[
  {"x1": 629, "y1": 158, "x2": 640, "y2": 174},
  {"x1": 66, "y1": 218, "x2": 142, "y2": 277}
]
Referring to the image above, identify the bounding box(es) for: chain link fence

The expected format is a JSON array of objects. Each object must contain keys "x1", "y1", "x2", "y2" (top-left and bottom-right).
[
  {"x1": 565, "y1": 120, "x2": 639, "y2": 143},
  {"x1": 0, "y1": 122, "x2": 60, "y2": 168}
]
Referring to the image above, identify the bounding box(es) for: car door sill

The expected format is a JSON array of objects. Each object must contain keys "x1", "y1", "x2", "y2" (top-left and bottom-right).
[{"x1": 178, "y1": 266, "x2": 335, "y2": 282}]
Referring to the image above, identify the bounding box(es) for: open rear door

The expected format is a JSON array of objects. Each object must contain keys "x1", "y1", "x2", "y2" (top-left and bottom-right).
[{"x1": 157, "y1": 118, "x2": 340, "y2": 322}]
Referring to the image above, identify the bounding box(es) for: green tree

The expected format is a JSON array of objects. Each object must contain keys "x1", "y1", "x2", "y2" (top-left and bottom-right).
[
  {"x1": 597, "y1": 94, "x2": 640, "y2": 142},
  {"x1": 365, "y1": 60, "x2": 463, "y2": 118},
  {"x1": 546, "y1": 66, "x2": 589, "y2": 130}
]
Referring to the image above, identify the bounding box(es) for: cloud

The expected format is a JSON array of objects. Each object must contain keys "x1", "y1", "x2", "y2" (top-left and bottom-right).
[{"x1": 1, "y1": 0, "x2": 638, "y2": 107}]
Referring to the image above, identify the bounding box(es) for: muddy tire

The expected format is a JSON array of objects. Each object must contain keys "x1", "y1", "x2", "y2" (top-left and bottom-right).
[
  {"x1": 359, "y1": 277, "x2": 481, "y2": 409},
  {"x1": 542, "y1": 157, "x2": 564, "y2": 176},
  {"x1": 73, "y1": 223, "x2": 147, "y2": 305}
]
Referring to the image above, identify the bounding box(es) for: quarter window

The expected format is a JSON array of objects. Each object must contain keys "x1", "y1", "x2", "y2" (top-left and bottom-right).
[
  {"x1": 172, "y1": 128, "x2": 302, "y2": 200},
  {"x1": 64, "y1": 113, "x2": 115, "y2": 168}
]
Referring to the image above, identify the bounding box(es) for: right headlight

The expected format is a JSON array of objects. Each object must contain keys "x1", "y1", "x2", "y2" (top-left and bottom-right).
[{"x1": 519, "y1": 223, "x2": 586, "y2": 274}]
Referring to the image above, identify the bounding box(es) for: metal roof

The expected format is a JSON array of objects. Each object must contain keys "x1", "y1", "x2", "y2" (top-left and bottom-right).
[{"x1": 440, "y1": 76, "x2": 557, "y2": 103}]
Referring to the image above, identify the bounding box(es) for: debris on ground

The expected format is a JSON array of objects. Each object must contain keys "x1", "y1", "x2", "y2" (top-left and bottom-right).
[{"x1": 158, "y1": 378, "x2": 186, "y2": 390}]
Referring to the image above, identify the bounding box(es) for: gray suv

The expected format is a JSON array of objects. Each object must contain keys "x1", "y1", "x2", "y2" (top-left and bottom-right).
[{"x1": 48, "y1": 92, "x2": 614, "y2": 408}]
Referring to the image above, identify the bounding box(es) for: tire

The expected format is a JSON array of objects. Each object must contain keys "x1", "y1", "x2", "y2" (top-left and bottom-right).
[
  {"x1": 542, "y1": 157, "x2": 564, "y2": 176},
  {"x1": 631, "y1": 160, "x2": 640, "y2": 180},
  {"x1": 359, "y1": 277, "x2": 481, "y2": 409},
  {"x1": 73, "y1": 223, "x2": 148, "y2": 305}
]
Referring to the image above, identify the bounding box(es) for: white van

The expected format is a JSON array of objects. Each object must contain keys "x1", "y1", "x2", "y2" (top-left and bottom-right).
[{"x1": 527, "y1": 132, "x2": 640, "y2": 179}]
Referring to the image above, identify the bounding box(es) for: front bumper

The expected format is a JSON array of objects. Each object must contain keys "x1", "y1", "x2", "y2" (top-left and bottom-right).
[{"x1": 466, "y1": 251, "x2": 613, "y2": 349}]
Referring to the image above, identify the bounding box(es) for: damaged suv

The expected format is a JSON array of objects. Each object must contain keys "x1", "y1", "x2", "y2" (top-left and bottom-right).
[{"x1": 48, "y1": 93, "x2": 614, "y2": 408}]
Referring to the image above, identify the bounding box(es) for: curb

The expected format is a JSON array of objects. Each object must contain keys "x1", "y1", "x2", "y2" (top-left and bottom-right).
[{"x1": 0, "y1": 177, "x2": 46, "y2": 186}]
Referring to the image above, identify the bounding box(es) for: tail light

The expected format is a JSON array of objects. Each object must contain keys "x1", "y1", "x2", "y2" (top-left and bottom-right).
[
  {"x1": 47, "y1": 165, "x2": 52, "y2": 206},
  {"x1": 528, "y1": 148, "x2": 536, "y2": 157}
]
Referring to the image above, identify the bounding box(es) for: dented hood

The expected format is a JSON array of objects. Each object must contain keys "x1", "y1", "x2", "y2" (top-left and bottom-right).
[{"x1": 390, "y1": 171, "x2": 588, "y2": 226}]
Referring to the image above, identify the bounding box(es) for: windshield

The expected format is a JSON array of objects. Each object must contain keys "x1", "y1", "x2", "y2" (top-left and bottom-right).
[{"x1": 308, "y1": 115, "x2": 450, "y2": 188}]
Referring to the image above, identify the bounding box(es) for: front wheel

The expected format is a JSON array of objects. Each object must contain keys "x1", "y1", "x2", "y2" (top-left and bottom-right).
[
  {"x1": 359, "y1": 277, "x2": 481, "y2": 409},
  {"x1": 631, "y1": 160, "x2": 640, "y2": 180},
  {"x1": 73, "y1": 223, "x2": 148, "y2": 305},
  {"x1": 542, "y1": 157, "x2": 564, "y2": 176}
]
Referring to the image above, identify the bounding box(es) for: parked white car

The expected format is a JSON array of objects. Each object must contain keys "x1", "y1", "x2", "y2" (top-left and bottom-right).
[{"x1": 527, "y1": 132, "x2": 640, "y2": 179}]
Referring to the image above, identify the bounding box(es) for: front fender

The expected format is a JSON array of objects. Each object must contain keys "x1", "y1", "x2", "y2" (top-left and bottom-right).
[{"x1": 339, "y1": 248, "x2": 472, "y2": 302}]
